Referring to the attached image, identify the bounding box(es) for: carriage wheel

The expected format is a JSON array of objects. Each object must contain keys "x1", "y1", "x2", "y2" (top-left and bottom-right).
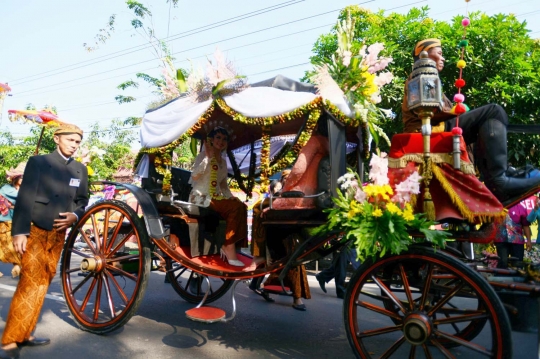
[
  {"x1": 61, "y1": 200, "x2": 151, "y2": 334},
  {"x1": 382, "y1": 250, "x2": 488, "y2": 347},
  {"x1": 165, "y1": 258, "x2": 233, "y2": 304},
  {"x1": 344, "y1": 246, "x2": 512, "y2": 359}
]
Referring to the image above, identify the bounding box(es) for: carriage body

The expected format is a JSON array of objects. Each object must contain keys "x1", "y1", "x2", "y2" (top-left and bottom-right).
[{"x1": 58, "y1": 75, "x2": 539, "y2": 358}]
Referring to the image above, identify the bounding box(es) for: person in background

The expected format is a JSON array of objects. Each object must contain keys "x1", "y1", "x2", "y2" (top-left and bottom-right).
[
  {"x1": 0, "y1": 162, "x2": 26, "y2": 278},
  {"x1": 316, "y1": 242, "x2": 360, "y2": 299},
  {"x1": 244, "y1": 169, "x2": 291, "y2": 272},
  {"x1": 188, "y1": 127, "x2": 247, "y2": 267},
  {"x1": 526, "y1": 195, "x2": 540, "y2": 244},
  {"x1": 0, "y1": 124, "x2": 88, "y2": 359},
  {"x1": 494, "y1": 201, "x2": 532, "y2": 268}
]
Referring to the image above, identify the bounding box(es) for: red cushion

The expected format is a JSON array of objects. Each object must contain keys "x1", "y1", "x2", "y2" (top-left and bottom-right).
[{"x1": 389, "y1": 132, "x2": 470, "y2": 163}]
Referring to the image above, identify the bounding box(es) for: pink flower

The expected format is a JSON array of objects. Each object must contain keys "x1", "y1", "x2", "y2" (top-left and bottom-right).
[
  {"x1": 355, "y1": 187, "x2": 367, "y2": 202},
  {"x1": 369, "y1": 152, "x2": 389, "y2": 185},
  {"x1": 374, "y1": 72, "x2": 394, "y2": 87}
]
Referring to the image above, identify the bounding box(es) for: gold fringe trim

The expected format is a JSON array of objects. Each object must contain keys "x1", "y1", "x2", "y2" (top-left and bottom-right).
[
  {"x1": 388, "y1": 153, "x2": 475, "y2": 175},
  {"x1": 431, "y1": 163, "x2": 506, "y2": 223}
]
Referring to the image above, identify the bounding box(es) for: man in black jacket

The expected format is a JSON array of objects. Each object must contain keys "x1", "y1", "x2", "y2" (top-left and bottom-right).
[{"x1": 0, "y1": 124, "x2": 88, "y2": 359}]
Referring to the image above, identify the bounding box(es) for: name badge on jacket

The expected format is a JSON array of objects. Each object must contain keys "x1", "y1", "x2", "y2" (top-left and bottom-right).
[{"x1": 70, "y1": 178, "x2": 81, "y2": 187}]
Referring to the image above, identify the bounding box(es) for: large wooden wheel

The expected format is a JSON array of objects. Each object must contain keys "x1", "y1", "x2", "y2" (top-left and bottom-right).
[
  {"x1": 165, "y1": 258, "x2": 233, "y2": 304},
  {"x1": 61, "y1": 200, "x2": 151, "y2": 334},
  {"x1": 344, "y1": 245, "x2": 512, "y2": 359}
]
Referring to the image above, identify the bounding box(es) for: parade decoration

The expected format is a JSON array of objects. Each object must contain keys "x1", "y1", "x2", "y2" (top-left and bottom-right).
[
  {"x1": 450, "y1": 2, "x2": 471, "y2": 169},
  {"x1": 136, "y1": 15, "x2": 393, "y2": 195},
  {"x1": 7, "y1": 108, "x2": 69, "y2": 155},
  {"x1": 316, "y1": 153, "x2": 448, "y2": 260},
  {"x1": 0, "y1": 83, "x2": 11, "y2": 124},
  {"x1": 310, "y1": 12, "x2": 394, "y2": 154}
]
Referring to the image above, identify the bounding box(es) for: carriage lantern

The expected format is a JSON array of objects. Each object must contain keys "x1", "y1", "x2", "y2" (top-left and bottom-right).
[{"x1": 407, "y1": 50, "x2": 443, "y2": 158}]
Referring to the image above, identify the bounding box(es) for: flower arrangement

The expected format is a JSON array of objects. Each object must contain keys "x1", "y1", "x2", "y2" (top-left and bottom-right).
[
  {"x1": 317, "y1": 152, "x2": 448, "y2": 260},
  {"x1": 310, "y1": 12, "x2": 394, "y2": 151},
  {"x1": 75, "y1": 145, "x2": 106, "y2": 178}
]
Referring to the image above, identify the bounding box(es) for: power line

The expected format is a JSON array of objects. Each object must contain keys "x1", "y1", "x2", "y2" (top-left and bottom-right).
[
  {"x1": 8, "y1": 0, "x2": 306, "y2": 85},
  {"x1": 13, "y1": 23, "x2": 330, "y2": 98},
  {"x1": 11, "y1": 0, "x2": 383, "y2": 95}
]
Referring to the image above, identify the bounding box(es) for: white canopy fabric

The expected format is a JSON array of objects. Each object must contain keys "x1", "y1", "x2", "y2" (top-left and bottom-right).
[
  {"x1": 223, "y1": 87, "x2": 317, "y2": 118},
  {"x1": 140, "y1": 87, "x2": 324, "y2": 148},
  {"x1": 140, "y1": 97, "x2": 212, "y2": 148}
]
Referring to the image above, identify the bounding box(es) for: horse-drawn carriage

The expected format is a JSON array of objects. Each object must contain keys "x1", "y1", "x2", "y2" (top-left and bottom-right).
[{"x1": 58, "y1": 63, "x2": 540, "y2": 358}]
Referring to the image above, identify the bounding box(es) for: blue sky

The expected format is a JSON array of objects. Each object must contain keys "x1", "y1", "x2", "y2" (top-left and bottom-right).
[{"x1": 1, "y1": 0, "x2": 538, "y2": 148}]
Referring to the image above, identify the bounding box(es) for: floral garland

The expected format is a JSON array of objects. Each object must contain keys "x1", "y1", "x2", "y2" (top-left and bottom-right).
[
  {"x1": 259, "y1": 126, "x2": 272, "y2": 192},
  {"x1": 208, "y1": 157, "x2": 225, "y2": 200},
  {"x1": 154, "y1": 152, "x2": 172, "y2": 195},
  {"x1": 324, "y1": 100, "x2": 370, "y2": 160},
  {"x1": 268, "y1": 108, "x2": 321, "y2": 175},
  {"x1": 134, "y1": 103, "x2": 216, "y2": 194},
  {"x1": 215, "y1": 96, "x2": 323, "y2": 126}
]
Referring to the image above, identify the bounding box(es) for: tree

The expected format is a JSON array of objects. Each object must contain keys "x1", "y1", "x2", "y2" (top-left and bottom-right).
[{"x1": 305, "y1": 6, "x2": 540, "y2": 165}]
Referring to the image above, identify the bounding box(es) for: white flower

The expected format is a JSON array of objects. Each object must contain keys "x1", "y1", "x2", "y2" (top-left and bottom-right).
[{"x1": 342, "y1": 50, "x2": 352, "y2": 67}]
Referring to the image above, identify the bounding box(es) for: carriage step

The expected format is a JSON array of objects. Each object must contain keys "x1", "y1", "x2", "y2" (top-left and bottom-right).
[{"x1": 186, "y1": 307, "x2": 226, "y2": 323}]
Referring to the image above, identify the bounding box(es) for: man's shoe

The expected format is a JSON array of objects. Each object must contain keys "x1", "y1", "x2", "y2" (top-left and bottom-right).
[
  {"x1": 316, "y1": 274, "x2": 327, "y2": 293},
  {"x1": 337, "y1": 292, "x2": 344, "y2": 299},
  {"x1": 19, "y1": 337, "x2": 50, "y2": 347},
  {"x1": 0, "y1": 347, "x2": 19, "y2": 359}
]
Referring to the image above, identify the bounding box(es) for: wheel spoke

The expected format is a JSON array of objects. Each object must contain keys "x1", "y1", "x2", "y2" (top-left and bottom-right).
[
  {"x1": 174, "y1": 267, "x2": 188, "y2": 281},
  {"x1": 103, "y1": 208, "x2": 110, "y2": 249},
  {"x1": 108, "y1": 228, "x2": 135, "y2": 258},
  {"x1": 357, "y1": 300, "x2": 403, "y2": 322},
  {"x1": 428, "y1": 282, "x2": 465, "y2": 316},
  {"x1": 69, "y1": 248, "x2": 93, "y2": 259},
  {"x1": 93, "y1": 276, "x2": 103, "y2": 322},
  {"x1": 433, "y1": 312, "x2": 489, "y2": 325},
  {"x1": 107, "y1": 254, "x2": 140, "y2": 262},
  {"x1": 106, "y1": 264, "x2": 138, "y2": 281},
  {"x1": 430, "y1": 338, "x2": 457, "y2": 359},
  {"x1": 398, "y1": 263, "x2": 414, "y2": 311},
  {"x1": 422, "y1": 343, "x2": 433, "y2": 359},
  {"x1": 102, "y1": 273, "x2": 116, "y2": 319},
  {"x1": 419, "y1": 263, "x2": 434, "y2": 311},
  {"x1": 380, "y1": 336, "x2": 406, "y2": 359},
  {"x1": 66, "y1": 267, "x2": 82, "y2": 274},
  {"x1": 434, "y1": 330, "x2": 493, "y2": 356},
  {"x1": 105, "y1": 213, "x2": 126, "y2": 253},
  {"x1": 79, "y1": 229, "x2": 97, "y2": 255},
  {"x1": 71, "y1": 272, "x2": 95, "y2": 296},
  {"x1": 91, "y1": 213, "x2": 102, "y2": 253},
  {"x1": 185, "y1": 271, "x2": 195, "y2": 292},
  {"x1": 371, "y1": 274, "x2": 406, "y2": 314},
  {"x1": 358, "y1": 325, "x2": 402, "y2": 338},
  {"x1": 105, "y1": 269, "x2": 128, "y2": 304},
  {"x1": 408, "y1": 344, "x2": 416, "y2": 359},
  {"x1": 80, "y1": 275, "x2": 98, "y2": 312}
]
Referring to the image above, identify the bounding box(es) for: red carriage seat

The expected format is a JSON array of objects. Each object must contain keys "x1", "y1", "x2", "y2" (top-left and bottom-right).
[{"x1": 388, "y1": 132, "x2": 505, "y2": 223}]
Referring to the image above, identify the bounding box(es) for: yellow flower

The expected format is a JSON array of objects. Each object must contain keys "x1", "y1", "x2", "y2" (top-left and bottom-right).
[
  {"x1": 347, "y1": 201, "x2": 363, "y2": 219},
  {"x1": 361, "y1": 71, "x2": 378, "y2": 96},
  {"x1": 372, "y1": 208, "x2": 383, "y2": 217},
  {"x1": 386, "y1": 202, "x2": 402, "y2": 215},
  {"x1": 87, "y1": 166, "x2": 95, "y2": 176},
  {"x1": 402, "y1": 207, "x2": 415, "y2": 221}
]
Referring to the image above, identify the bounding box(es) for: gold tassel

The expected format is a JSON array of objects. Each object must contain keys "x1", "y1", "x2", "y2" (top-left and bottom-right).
[
  {"x1": 422, "y1": 157, "x2": 436, "y2": 221},
  {"x1": 423, "y1": 189, "x2": 436, "y2": 221}
]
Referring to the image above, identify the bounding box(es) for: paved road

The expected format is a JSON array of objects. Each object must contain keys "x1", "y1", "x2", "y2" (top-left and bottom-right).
[{"x1": 0, "y1": 262, "x2": 536, "y2": 358}]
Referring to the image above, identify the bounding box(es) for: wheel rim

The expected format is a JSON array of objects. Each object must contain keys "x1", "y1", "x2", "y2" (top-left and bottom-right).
[
  {"x1": 61, "y1": 201, "x2": 150, "y2": 329},
  {"x1": 165, "y1": 258, "x2": 233, "y2": 304},
  {"x1": 346, "y1": 250, "x2": 508, "y2": 358}
]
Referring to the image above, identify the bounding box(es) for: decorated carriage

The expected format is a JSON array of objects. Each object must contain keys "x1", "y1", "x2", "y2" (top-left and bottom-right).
[{"x1": 57, "y1": 15, "x2": 540, "y2": 359}]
